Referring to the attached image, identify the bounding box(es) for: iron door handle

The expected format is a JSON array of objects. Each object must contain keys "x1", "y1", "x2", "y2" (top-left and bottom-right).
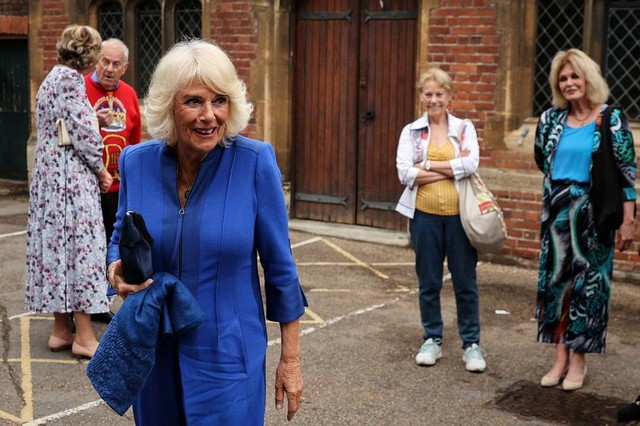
[{"x1": 360, "y1": 110, "x2": 375, "y2": 122}]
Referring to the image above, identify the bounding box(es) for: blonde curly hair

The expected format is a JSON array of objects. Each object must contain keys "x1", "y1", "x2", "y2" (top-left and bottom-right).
[{"x1": 56, "y1": 25, "x2": 102, "y2": 72}]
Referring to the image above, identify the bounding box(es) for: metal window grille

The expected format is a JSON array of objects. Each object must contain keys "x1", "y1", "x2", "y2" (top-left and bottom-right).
[
  {"x1": 97, "y1": 1, "x2": 123, "y2": 41},
  {"x1": 175, "y1": 0, "x2": 202, "y2": 42},
  {"x1": 533, "y1": 0, "x2": 584, "y2": 116},
  {"x1": 605, "y1": 3, "x2": 640, "y2": 121},
  {"x1": 135, "y1": 0, "x2": 162, "y2": 96}
]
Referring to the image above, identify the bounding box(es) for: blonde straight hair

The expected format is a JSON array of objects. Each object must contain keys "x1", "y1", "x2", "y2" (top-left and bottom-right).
[
  {"x1": 144, "y1": 40, "x2": 254, "y2": 146},
  {"x1": 549, "y1": 48, "x2": 609, "y2": 109}
]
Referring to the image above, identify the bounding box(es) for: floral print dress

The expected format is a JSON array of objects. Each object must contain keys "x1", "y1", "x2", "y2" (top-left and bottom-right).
[{"x1": 25, "y1": 65, "x2": 109, "y2": 314}]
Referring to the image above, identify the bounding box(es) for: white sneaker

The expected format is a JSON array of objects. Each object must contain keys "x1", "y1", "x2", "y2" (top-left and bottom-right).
[
  {"x1": 415, "y1": 338, "x2": 443, "y2": 366},
  {"x1": 463, "y1": 344, "x2": 487, "y2": 372}
]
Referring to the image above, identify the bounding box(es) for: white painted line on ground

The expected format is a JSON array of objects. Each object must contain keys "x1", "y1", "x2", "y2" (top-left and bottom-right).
[
  {"x1": 309, "y1": 289, "x2": 351, "y2": 292},
  {"x1": 0, "y1": 230, "x2": 26, "y2": 239},
  {"x1": 8, "y1": 312, "x2": 34, "y2": 321},
  {"x1": 267, "y1": 270, "x2": 455, "y2": 347},
  {"x1": 6, "y1": 230, "x2": 466, "y2": 423},
  {"x1": 268, "y1": 300, "x2": 399, "y2": 346},
  {"x1": 22, "y1": 400, "x2": 105, "y2": 426},
  {"x1": 291, "y1": 236, "x2": 322, "y2": 249}
]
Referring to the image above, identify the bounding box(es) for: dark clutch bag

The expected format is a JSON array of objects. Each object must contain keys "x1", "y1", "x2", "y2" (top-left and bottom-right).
[{"x1": 119, "y1": 211, "x2": 154, "y2": 284}]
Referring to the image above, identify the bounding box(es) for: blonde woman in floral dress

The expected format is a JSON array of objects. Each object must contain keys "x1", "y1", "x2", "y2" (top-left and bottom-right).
[{"x1": 26, "y1": 25, "x2": 112, "y2": 359}]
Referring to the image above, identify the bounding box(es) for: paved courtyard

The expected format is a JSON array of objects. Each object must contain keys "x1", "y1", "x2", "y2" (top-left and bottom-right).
[{"x1": 1, "y1": 193, "x2": 639, "y2": 425}]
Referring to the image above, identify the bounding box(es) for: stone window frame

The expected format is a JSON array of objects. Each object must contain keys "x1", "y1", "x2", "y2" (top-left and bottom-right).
[
  {"x1": 496, "y1": 0, "x2": 639, "y2": 151},
  {"x1": 87, "y1": 0, "x2": 208, "y2": 94}
]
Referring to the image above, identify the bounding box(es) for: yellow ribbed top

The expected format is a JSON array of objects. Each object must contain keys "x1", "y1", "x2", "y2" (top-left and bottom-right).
[{"x1": 416, "y1": 141, "x2": 459, "y2": 215}]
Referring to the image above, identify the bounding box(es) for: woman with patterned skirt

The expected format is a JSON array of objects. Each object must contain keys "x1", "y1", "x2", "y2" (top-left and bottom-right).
[{"x1": 534, "y1": 48, "x2": 636, "y2": 391}]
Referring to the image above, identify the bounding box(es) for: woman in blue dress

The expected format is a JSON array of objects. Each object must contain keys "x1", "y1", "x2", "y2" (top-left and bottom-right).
[
  {"x1": 534, "y1": 48, "x2": 636, "y2": 391},
  {"x1": 106, "y1": 40, "x2": 307, "y2": 424}
]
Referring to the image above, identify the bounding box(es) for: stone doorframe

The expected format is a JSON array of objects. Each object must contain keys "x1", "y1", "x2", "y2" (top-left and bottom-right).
[{"x1": 248, "y1": 0, "x2": 543, "y2": 184}]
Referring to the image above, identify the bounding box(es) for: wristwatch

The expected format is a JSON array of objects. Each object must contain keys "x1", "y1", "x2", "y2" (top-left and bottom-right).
[{"x1": 424, "y1": 160, "x2": 432, "y2": 171}]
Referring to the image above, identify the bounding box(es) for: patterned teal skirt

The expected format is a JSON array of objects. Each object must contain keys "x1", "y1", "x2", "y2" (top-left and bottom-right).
[{"x1": 536, "y1": 181, "x2": 614, "y2": 353}]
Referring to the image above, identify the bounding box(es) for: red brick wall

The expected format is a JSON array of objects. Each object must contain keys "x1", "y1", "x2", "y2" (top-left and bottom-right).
[
  {"x1": 0, "y1": 15, "x2": 26, "y2": 34},
  {"x1": 31, "y1": 0, "x2": 640, "y2": 280},
  {"x1": 492, "y1": 187, "x2": 640, "y2": 282},
  {"x1": 208, "y1": 0, "x2": 259, "y2": 138},
  {"x1": 38, "y1": 0, "x2": 69, "y2": 74},
  {"x1": 428, "y1": 0, "x2": 500, "y2": 150},
  {"x1": 0, "y1": 0, "x2": 28, "y2": 35},
  {"x1": 494, "y1": 188, "x2": 542, "y2": 262}
]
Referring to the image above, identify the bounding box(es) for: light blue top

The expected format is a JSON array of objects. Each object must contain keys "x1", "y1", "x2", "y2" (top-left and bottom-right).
[{"x1": 551, "y1": 121, "x2": 596, "y2": 183}]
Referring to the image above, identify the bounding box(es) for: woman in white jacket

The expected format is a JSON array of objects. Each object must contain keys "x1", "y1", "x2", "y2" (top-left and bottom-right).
[{"x1": 396, "y1": 68, "x2": 486, "y2": 372}]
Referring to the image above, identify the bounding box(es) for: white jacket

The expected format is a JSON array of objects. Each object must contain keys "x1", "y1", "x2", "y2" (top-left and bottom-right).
[{"x1": 395, "y1": 112, "x2": 480, "y2": 219}]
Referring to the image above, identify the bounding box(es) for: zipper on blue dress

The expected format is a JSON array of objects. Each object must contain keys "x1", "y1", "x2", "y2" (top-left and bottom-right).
[
  {"x1": 178, "y1": 207, "x2": 184, "y2": 278},
  {"x1": 175, "y1": 161, "x2": 201, "y2": 278}
]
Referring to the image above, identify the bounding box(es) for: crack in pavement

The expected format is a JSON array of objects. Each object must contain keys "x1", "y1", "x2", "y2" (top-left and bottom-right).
[{"x1": 0, "y1": 304, "x2": 25, "y2": 407}]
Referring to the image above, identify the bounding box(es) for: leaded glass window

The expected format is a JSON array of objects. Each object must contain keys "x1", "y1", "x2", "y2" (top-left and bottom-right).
[
  {"x1": 533, "y1": 0, "x2": 585, "y2": 116},
  {"x1": 136, "y1": 1, "x2": 162, "y2": 96},
  {"x1": 97, "y1": 1, "x2": 123, "y2": 41},
  {"x1": 175, "y1": 0, "x2": 202, "y2": 42},
  {"x1": 605, "y1": 2, "x2": 640, "y2": 121}
]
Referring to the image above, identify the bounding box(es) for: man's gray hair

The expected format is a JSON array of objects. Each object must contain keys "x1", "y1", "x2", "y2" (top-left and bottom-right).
[{"x1": 102, "y1": 38, "x2": 129, "y2": 62}]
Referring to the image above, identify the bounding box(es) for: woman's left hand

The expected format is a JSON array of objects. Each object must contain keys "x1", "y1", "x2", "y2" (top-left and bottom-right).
[
  {"x1": 616, "y1": 221, "x2": 634, "y2": 252},
  {"x1": 107, "y1": 259, "x2": 153, "y2": 299},
  {"x1": 98, "y1": 168, "x2": 113, "y2": 193},
  {"x1": 274, "y1": 357, "x2": 303, "y2": 421}
]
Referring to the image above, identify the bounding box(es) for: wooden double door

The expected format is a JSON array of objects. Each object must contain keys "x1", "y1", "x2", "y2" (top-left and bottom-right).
[{"x1": 292, "y1": 0, "x2": 418, "y2": 231}]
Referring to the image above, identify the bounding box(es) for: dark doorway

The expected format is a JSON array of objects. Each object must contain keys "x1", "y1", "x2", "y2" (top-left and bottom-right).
[{"x1": 0, "y1": 38, "x2": 29, "y2": 180}]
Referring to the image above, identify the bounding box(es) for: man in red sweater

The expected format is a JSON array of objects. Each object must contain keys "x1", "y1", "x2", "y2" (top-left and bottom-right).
[{"x1": 85, "y1": 39, "x2": 141, "y2": 323}]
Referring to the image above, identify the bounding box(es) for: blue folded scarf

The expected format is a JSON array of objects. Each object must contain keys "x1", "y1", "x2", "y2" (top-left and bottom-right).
[{"x1": 87, "y1": 272, "x2": 204, "y2": 416}]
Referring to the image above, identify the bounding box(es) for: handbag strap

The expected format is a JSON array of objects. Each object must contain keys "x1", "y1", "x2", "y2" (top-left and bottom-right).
[{"x1": 599, "y1": 105, "x2": 614, "y2": 151}]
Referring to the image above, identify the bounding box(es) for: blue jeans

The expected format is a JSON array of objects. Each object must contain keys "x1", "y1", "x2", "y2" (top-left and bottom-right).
[{"x1": 410, "y1": 210, "x2": 480, "y2": 349}]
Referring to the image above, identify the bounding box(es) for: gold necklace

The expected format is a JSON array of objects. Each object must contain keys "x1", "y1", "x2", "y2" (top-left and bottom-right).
[
  {"x1": 574, "y1": 107, "x2": 594, "y2": 125},
  {"x1": 178, "y1": 162, "x2": 194, "y2": 200}
]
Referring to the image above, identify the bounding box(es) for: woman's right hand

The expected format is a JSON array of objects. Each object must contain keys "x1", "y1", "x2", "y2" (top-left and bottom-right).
[
  {"x1": 96, "y1": 108, "x2": 114, "y2": 127},
  {"x1": 107, "y1": 260, "x2": 153, "y2": 299},
  {"x1": 98, "y1": 168, "x2": 113, "y2": 193}
]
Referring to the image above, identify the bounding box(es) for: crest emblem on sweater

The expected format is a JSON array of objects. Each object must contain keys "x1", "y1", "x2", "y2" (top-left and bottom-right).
[{"x1": 94, "y1": 93, "x2": 127, "y2": 133}]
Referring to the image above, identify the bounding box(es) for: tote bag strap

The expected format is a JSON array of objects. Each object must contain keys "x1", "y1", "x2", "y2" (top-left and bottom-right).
[
  {"x1": 454, "y1": 118, "x2": 474, "y2": 164},
  {"x1": 455, "y1": 119, "x2": 473, "y2": 152}
]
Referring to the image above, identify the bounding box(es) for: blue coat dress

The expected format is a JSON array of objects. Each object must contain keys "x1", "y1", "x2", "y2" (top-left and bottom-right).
[{"x1": 106, "y1": 136, "x2": 307, "y2": 425}]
